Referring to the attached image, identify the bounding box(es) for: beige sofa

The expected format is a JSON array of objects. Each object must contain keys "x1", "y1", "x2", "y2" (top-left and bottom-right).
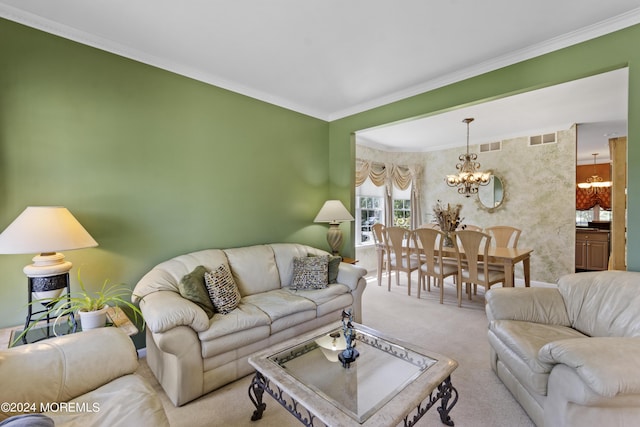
[
  {"x1": 133, "y1": 243, "x2": 367, "y2": 406},
  {"x1": 0, "y1": 328, "x2": 169, "y2": 427},
  {"x1": 486, "y1": 271, "x2": 640, "y2": 427}
]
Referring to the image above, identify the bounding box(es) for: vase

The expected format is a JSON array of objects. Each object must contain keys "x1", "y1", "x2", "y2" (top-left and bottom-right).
[
  {"x1": 443, "y1": 232, "x2": 454, "y2": 248},
  {"x1": 79, "y1": 305, "x2": 109, "y2": 330}
]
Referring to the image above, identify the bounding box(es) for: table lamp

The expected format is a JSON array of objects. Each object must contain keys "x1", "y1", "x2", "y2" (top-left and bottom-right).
[
  {"x1": 314, "y1": 200, "x2": 354, "y2": 255},
  {"x1": 0, "y1": 206, "x2": 98, "y2": 334}
]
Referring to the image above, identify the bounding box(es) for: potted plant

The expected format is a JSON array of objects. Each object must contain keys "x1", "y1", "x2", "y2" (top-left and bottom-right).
[{"x1": 12, "y1": 269, "x2": 143, "y2": 345}]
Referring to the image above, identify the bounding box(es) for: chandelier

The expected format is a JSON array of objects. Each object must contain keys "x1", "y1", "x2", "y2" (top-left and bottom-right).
[
  {"x1": 445, "y1": 118, "x2": 491, "y2": 197},
  {"x1": 577, "y1": 153, "x2": 612, "y2": 194}
]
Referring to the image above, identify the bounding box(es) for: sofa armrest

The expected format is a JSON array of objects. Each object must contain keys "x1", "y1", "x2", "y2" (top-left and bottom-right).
[
  {"x1": 485, "y1": 287, "x2": 571, "y2": 326},
  {"x1": 336, "y1": 262, "x2": 367, "y2": 291},
  {"x1": 139, "y1": 290, "x2": 210, "y2": 334},
  {"x1": 0, "y1": 328, "x2": 138, "y2": 419},
  {"x1": 539, "y1": 337, "x2": 640, "y2": 397}
]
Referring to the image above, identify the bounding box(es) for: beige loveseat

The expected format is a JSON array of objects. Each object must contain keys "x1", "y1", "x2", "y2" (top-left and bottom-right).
[
  {"x1": 0, "y1": 327, "x2": 169, "y2": 427},
  {"x1": 486, "y1": 271, "x2": 640, "y2": 427},
  {"x1": 133, "y1": 243, "x2": 367, "y2": 406}
]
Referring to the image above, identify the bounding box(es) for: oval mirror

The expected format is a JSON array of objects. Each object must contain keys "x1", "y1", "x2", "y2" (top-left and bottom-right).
[{"x1": 477, "y1": 172, "x2": 505, "y2": 212}]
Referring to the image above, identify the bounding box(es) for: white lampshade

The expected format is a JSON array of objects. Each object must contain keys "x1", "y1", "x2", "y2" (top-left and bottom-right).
[
  {"x1": 0, "y1": 206, "x2": 98, "y2": 254},
  {"x1": 313, "y1": 200, "x2": 354, "y2": 224},
  {"x1": 0, "y1": 206, "x2": 98, "y2": 281}
]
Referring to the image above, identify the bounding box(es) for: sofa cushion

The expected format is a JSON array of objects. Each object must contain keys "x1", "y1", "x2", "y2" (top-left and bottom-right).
[
  {"x1": 44, "y1": 374, "x2": 169, "y2": 427},
  {"x1": 558, "y1": 271, "x2": 640, "y2": 338},
  {"x1": 539, "y1": 337, "x2": 640, "y2": 397},
  {"x1": 178, "y1": 265, "x2": 215, "y2": 318},
  {"x1": 224, "y1": 245, "x2": 280, "y2": 296},
  {"x1": 291, "y1": 255, "x2": 329, "y2": 289},
  {"x1": 243, "y1": 289, "x2": 316, "y2": 323},
  {"x1": 198, "y1": 302, "x2": 271, "y2": 342},
  {"x1": 204, "y1": 264, "x2": 241, "y2": 314},
  {"x1": 287, "y1": 283, "x2": 350, "y2": 305},
  {"x1": 488, "y1": 320, "x2": 587, "y2": 395}
]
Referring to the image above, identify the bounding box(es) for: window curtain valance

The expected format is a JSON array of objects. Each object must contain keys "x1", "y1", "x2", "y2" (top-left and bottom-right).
[
  {"x1": 576, "y1": 187, "x2": 611, "y2": 211},
  {"x1": 356, "y1": 159, "x2": 423, "y2": 228},
  {"x1": 355, "y1": 159, "x2": 415, "y2": 190}
]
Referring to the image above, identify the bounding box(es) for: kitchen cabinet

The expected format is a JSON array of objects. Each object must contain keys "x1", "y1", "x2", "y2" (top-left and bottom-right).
[{"x1": 576, "y1": 229, "x2": 610, "y2": 271}]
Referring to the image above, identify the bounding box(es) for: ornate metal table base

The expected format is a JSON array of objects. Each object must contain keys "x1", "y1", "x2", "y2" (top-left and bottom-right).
[
  {"x1": 248, "y1": 372, "x2": 322, "y2": 426},
  {"x1": 405, "y1": 375, "x2": 458, "y2": 427},
  {"x1": 248, "y1": 371, "x2": 458, "y2": 426}
]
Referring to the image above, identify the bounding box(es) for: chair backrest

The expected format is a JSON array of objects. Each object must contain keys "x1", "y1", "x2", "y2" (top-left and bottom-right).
[
  {"x1": 418, "y1": 223, "x2": 440, "y2": 230},
  {"x1": 413, "y1": 228, "x2": 446, "y2": 274},
  {"x1": 372, "y1": 223, "x2": 386, "y2": 246},
  {"x1": 485, "y1": 226, "x2": 521, "y2": 248},
  {"x1": 385, "y1": 226, "x2": 409, "y2": 259},
  {"x1": 453, "y1": 230, "x2": 491, "y2": 283},
  {"x1": 461, "y1": 224, "x2": 483, "y2": 232}
]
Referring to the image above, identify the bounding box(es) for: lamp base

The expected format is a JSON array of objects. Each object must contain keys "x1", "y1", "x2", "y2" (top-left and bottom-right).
[
  {"x1": 20, "y1": 252, "x2": 77, "y2": 344},
  {"x1": 326, "y1": 223, "x2": 343, "y2": 255}
]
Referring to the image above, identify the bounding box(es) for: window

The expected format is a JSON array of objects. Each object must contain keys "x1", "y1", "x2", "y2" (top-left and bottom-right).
[
  {"x1": 576, "y1": 205, "x2": 611, "y2": 226},
  {"x1": 393, "y1": 199, "x2": 411, "y2": 228},
  {"x1": 358, "y1": 196, "x2": 383, "y2": 245},
  {"x1": 392, "y1": 185, "x2": 411, "y2": 229},
  {"x1": 356, "y1": 178, "x2": 385, "y2": 246}
]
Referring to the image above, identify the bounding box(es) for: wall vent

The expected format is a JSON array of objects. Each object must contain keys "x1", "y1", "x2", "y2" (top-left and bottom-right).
[
  {"x1": 529, "y1": 132, "x2": 556, "y2": 146},
  {"x1": 480, "y1": 141, "x2": 501, "y2": 152}
]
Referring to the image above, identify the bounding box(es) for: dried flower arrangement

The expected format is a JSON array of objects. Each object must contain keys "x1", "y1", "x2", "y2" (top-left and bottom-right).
[{"x1": 433, "y1": 200, "x2": 464, "y2": 246}]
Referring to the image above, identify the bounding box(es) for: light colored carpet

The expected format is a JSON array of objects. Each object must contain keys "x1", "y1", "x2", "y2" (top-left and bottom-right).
[{"x1": 136, "y1": 274, "x2": 536, "y2": 426}]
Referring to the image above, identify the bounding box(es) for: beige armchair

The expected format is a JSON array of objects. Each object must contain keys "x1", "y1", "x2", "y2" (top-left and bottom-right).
[{"x1": 0, "y1": 328, "x2": 169, "y2": 427}]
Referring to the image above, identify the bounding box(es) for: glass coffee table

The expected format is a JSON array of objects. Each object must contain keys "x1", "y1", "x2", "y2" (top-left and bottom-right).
[{"x1": 248, "y1": 322, "x2": 458, "y2": 426}]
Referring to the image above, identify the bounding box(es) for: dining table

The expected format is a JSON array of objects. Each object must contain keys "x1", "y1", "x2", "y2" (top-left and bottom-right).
[
  {"x1": 439, "y1": 246, "x2": 533, "y2": 288},
  {"x1": 404, "y1": 239, "x2": 533, "y2": 288}
]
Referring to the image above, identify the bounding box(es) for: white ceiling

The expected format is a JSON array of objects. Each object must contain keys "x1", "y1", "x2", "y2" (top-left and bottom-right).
[{"x1": 1, "y1": 1, "x2": 638, "y2": 162}]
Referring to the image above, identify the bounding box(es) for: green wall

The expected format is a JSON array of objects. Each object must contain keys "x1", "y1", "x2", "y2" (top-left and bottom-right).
[
  {"x1": 330, "y1": 24, "x2": 640, "y2": 271},
  {"x1": 3, "y1": 17, "x2": 640, "y2": 334},
  {"x1": 0, "y1": 18, "x2": 331, "y2": 330}
]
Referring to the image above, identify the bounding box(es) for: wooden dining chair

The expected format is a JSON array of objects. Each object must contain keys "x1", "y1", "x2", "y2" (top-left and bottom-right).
[
  {"x1": 413, "y1": 228, "x2": 458, "y2": 303},
  {"x1": 485, "y1": 226, "x2": 523, "y2": 286},
  {"x1": 460, "y1": 224, "x2": 483, "y2": 232},
  {"x1": 372, "y1": 223, "x2": 388, "y2": 286},
  {"x1": 418, "y1": 223, "x2": 440, "y2": 230},
  {"x1": 452, "y1": 230, "x2": 506, "y2": 307},
  {"x1": 385, "y1": 226, "x2": 420, "y2": 295},
  {"x1": 485, "y1": 226, "x2": 521, "y2": 248}
]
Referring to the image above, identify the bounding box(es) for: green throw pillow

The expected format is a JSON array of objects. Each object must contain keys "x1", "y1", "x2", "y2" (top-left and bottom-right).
[{"x1": 179, "y1": 265, "x2": 215, "y2": 319}]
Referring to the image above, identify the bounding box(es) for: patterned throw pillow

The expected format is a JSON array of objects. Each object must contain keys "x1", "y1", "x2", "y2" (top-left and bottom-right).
[
  {"x1": 291, "y1": 255, "x2": 329, "y2": 290},
  {"x1": 204, "y1": 264, "x2": 241, "y2": 314},
  {"x1": 308, "y1": 253, "x2": 342, "y2": 284}
]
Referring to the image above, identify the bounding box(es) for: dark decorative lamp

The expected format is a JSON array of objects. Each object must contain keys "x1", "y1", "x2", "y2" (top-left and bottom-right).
[
  {"x1": 0, "y1": 206, "x2": 98, "y2": 339},
  {"x1": 314, "y1": 200, "x2": 355, "y2": 255}
]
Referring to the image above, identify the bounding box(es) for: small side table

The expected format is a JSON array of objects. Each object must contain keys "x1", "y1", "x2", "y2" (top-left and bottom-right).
[
  {"x1": 1, "y1": 306, "x2": 138, "y2": 348},
  {"x1": 342, "y1": 257, "x2": 358, "y2": 265}
]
